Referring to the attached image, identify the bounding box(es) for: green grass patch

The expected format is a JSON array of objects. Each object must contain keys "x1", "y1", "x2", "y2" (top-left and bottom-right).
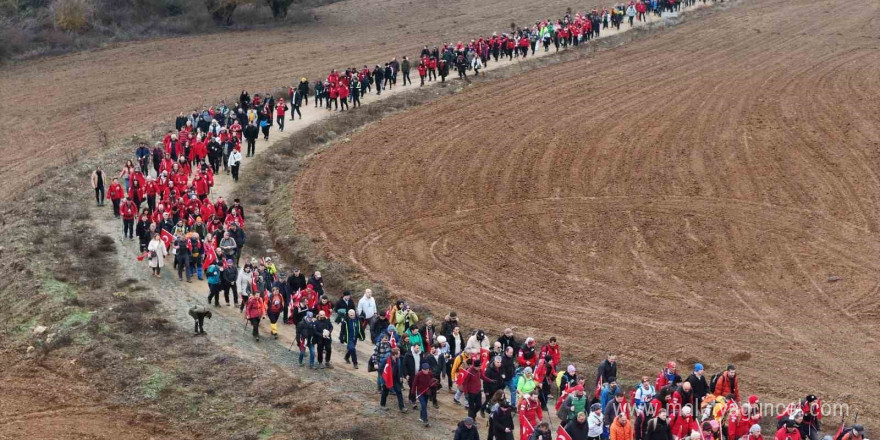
[
  {"x1": 60, "y1": 309, "x2": 91, "y2": 329},
  {"x1": 43, "y1": 277, "x2": 78, "y2": 302},
  {"x1": 259, "y1": 426, "x2": 275, "y2": 439},
  {"x1": 142, "y1": 368, "x2": 173, "y2": 400}
]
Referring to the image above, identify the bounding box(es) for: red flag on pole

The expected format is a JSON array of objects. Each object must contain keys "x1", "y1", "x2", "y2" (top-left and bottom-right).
[
  {"x1": 557, "y1": 425, "x2": 574, "y2": 440},
  {"x1": 480, "y1": 348, "x2": 490, "y2": 374},
  {"x1": 202, "y1": 242, "x2": 216, "y2": 271},
  {"x1": 382, "y1": 357, "x2": 394, "y2": 390},
  {"x1": 136, "y1": 251, "x2": 150, "y2": 261},
  {"x1": 160, "y1": 229, "x2": 174, "y2": 250},
  {"x1": 520, "y1": 411, "x2": 535, "y2": 440}
]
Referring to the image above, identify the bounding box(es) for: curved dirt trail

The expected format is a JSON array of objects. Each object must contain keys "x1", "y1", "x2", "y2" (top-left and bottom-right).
[
  {"x1": 295, "y1": 0, "x2": 880, "y2": 421},
  {"x1": 88, "y1": 6, "x2": 711, "y2": 437}
]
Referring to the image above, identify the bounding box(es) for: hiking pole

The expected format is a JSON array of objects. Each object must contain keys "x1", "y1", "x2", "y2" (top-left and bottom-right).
[{"x1": 288, "y1": 337, "x2": 298, "y2": 352}]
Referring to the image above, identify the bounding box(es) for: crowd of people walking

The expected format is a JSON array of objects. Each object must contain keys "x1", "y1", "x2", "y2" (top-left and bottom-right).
[{"x1": 84, "y1": 0, "x2": 871, "y2": 438}]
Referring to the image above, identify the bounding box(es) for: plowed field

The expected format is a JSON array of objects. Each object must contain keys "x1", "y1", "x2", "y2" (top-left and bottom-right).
[
  {"x1": 295, "y1": 0, "x2": 880, "y2": 417},
  {"x1": 1, "y1": 0, "x2": 615, "y2": 201}
]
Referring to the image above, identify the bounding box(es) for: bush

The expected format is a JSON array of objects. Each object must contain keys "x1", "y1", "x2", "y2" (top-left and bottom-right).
[{"x1": 51, "y1": 0, "x2": 91, "y2": 32}]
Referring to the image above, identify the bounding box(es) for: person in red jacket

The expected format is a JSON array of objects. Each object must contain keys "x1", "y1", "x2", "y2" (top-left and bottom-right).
[
  {"x1": 539, "y1": 337, "x2": 561, "y2": 366},
  {"x1": 417, "y1": 61, "x2": 428, "y2": 86},
  {"x1": 775, "y1": 420, "x2": 801, "y2": 440},
  {"x1": 517, "y1": 337, "x2": 538, "y2": 368},
  {"x1": 518, "y1": 392, "x2": 543, "y2": 439},
  {"x1": 670, "y1": 405, "x2": 700, "y2": 440},
  {"x1": 275, "y1": 99, "x2": 288, "y2": 131},
  {"x1": 412, "y1": 363, "x2": 436, "y2": 426},
  {"x1": 120, "y1": 197, "x2": 137, "y2": 239},
  {"x1": 193, "y1": 174, "x2": 209, "y2": 200},
  {"x1": 108, "y1": 178, "x2": 124, "y2": 218},
  {"x1": 713, "y1": 365, "x2": 740, "y2": 402},
  {"x1": 746, "y1": 424, "x2": 764, "y2": 440},
  {"x1": 460, "y1": 359, "x2": 485, "y2": 420},
  {"x1": 729, "y1": 403, "x2": 756, "y2": 440},
  {"x1": 245, "y1": 292, "x2": 266, "y2": 341},
  {"x1": 656, "y1": 361, "x2": 682, "y2": 390},
  {"x1": 327, "y1": 83, "x2": 339, "y2": 111},
  {"x1": 427, "y1": 57, "x2": 437, "y2": 81},
  {"x1": 337, "y1": 84, "x2": 349, "y2": 111}
]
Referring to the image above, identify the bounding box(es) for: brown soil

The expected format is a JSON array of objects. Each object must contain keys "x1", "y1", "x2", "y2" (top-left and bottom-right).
[
  {"x1": 0, "y1": 357, "x2": 178, "y2": 439},
  {"x1": 2, "y1": 0, "x2": 624, "y2": 202},
  {"x1": 294, "y1": 0, "x2": 880, "y2": 422}
]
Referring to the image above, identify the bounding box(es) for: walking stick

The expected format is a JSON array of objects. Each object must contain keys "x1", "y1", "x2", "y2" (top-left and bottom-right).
[{"x1": 288, "y1": 337, "x2": 298, "y2": 352}]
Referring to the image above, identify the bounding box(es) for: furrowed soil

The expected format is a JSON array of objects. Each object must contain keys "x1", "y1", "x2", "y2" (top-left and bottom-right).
[
  {"x1": 294, "y1": 0, "x2": 880, "y2": 422},
  {"x1": 3, "y1": 0, "x2": 637, "y2": 202}
]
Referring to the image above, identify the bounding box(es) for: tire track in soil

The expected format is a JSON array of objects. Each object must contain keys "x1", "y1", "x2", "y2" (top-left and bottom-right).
[
  {"x1": 294, "y1": 0, "x2": 880, "y2": 422},
  {"x1": 85, "y1": 5, "x2": 715, "y2": 437}
]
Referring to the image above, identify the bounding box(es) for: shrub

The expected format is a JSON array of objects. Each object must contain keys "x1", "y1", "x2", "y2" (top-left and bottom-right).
[{"x1": 51, "y1": 0, "x2": 92, "y2": 32}]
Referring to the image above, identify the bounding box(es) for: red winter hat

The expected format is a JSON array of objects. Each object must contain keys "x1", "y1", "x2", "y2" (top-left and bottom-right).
[{"x1": 748, "y1": 395, "x2": 759, "y2": 405}]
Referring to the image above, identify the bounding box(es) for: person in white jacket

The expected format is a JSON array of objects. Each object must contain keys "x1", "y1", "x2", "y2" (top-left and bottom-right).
[
  {"x1": 357, "y1": 288, "x2": 378, "y2": 341},
  {"x1": 228, "y1": 148, "x2": 242, "y2": 182},
  {"x1": 236, "y1": 263, "x2": 253, "y2": 313},
  {"x1": 147, "y1": 233, "x2": 167, "y2": 278},
  {"x1": 588, "y1": 402, "x2": 605, "y2": 438},
  {"x1": 465, "y1": 329, "x2": 490, "y2": 354}
]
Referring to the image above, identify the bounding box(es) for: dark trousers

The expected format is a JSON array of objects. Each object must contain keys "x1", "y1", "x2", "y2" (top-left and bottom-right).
[
  {"x1": 122, "y1": 219, "x2": 134, "y2": 238},
  {"x1": 419, "y1": 393, "x2": 429, "y2": 421},
  {"x1": 193, "y1": 316, "x2": 204, "y2": 333},
  {"x1": 250, "y1": 317, "x2": 260, "y2": 337},
  {"x1": 231, "y1": 164, "x2": 239, "y2": 182},
  {"x1": 466, "y1": 393, "x2": 482, "y2": 419},
  {"x1": 222, "y1": 281, "x2": 238, "y2": 304},
  {"x1": 246, "y1": 139, "x2": 255, "y2": 156},
  {"x1": 381, "y1": 382, "x2": 405, "y2": 409},
  {"x1": 95, "y1": 186, "x2": 104, "y2": 205},
  {"x1": 291, "y1": 105, "x2": 301, "y2": 119},
  {"x1": 111, "y1": 199, "x2": 120, "y2": 217},
  {"x1": 147, "y1": 195, "x2": 155, "y2": 213},
  {"x1": 340, "y1": 99, "x2": 348, "y2": 111},
  {"x1": 276, "y1": 115, "x2": 285, "y2": 131},
  {"x1": 176, "y1": 257, "x2": 189, "y2": 280},
  {"x1": 352, "y1": 95, "x2": 360, "y2": 108},
  {"x1": 344, "y1": 341, "x2": 358, "y2": 366},
  {"x1": 403, "y1": 72, "x2": 411, "y2": 85},
  {"x1": 207, "y1": 283, "x2": 221, "y2": 306},
  {"x1": 317, "y1": 338, "x2": 332, "y2": 363},
  {"x1": 420, "y1": 75, "x2": 425, "y2": 86}
]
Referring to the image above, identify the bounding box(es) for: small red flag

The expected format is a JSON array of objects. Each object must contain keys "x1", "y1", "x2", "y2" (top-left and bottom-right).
[
  {"x1": 202, "y1": 242, "x2": 216, "y2": 271},
  {"x1": 557, "y1": 425, "x2": 574, "y2": 440},
  {"x1": 382, "y1": 357, "x2": 394, "y2": 390},
  {"x1": 136, "y1": 251, "x2": 150, "y2": 261},
  {"x1": 160, "y1": 229, "x2": 174, "y2": 250}
]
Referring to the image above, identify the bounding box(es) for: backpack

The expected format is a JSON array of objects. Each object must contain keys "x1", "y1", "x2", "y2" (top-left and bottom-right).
[{"x1": 709, "y1": 371, "x2": 723, "y2": 392}]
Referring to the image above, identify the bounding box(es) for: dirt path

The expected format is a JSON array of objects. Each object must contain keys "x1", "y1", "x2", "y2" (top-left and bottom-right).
[
  {"x1": 90, "y1": 4, "x2": 711, "y2": 437},
  {"x1": 293, "y1": 0, "x2": 880, "y2": 424}
]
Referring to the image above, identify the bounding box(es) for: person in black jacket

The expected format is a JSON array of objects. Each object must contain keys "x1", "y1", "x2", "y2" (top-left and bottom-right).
[
  {"x1": 490, "y1": 402, "x2": 515, "y2": 440},
  {"x1": 314, "y1": 311, "x2": 334, "y2": 369},
  {"x1": 425, "y1": 346, "x2": 445, "y2": 408},
  {"x1": 565, "y1": 411, "x2": 590, "y2": 440},
  {"x1": 380, "y1": 348, "x2": 408, "y2": 413},
  {"x1": 296, "y1": 311, "x2": 317, "y2": 368},
  {"x1": 403, "y1": 344, "x2": 423, "y2": 408},
  {"x1": 646, "y1": 408, "x2": 673, "y2": 440},
  {"x1": 297, "y1": 78, "x2": 309, "y2": 106},
  {"x1": 308, "y1": 271, "x2": 325, "y2": 297},
  {"x1": 454, "y1": 417, "x2": 479, "y2": 440},
  {"x1": 373, "y1": 65, "x2": 384, "y2": 95},
  {"x1": 136, "y1": 213, "x2": 152, "y2": 252},
  {"x1": 597, "y1": 354, "x2": 618, "y2": 389},
  {"x1": 484, "y1": 356, "x2": 506, "y2": 404},
  {"x1": 685, "y1": 363, "x2": 709, "y2": 406},
  {"x1": 497, "y1": 328, "x2": 517, "y2": 352},
  {"x1": 243, "y1": 122, "x2": 259, "y2": 157},
  {"x1": 334, "y1": 291, "x2": 355, "y2": 323}
]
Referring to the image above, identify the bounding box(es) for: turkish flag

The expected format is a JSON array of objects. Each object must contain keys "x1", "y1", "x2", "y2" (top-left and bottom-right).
[
  {"x1": 389, "y1": 337, "x2": 397, "y2": 349},
  {"x1": 160, "y1": 229, "x2": 174, "y2": 250},
  {"x1": 202, "y1": 242, "x2": 216, "y2": 271},
  {"x1": 480, "y1": 348, "x2": 490, "y2": 374},
  {"x1": 136, "y1": 251, "x2": 150, "y2": 261},
  {"x1": 519, "y1": 412, "x2": 535, "y2": 440},
  {"x1": 382, "y1": 357, "x2": 394, "y2": 390},
  {"x1": 557, "y1": 425, "x2": 574, "y2": 440}
]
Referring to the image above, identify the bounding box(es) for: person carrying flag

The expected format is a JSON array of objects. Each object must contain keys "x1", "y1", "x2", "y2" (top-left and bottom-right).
[
  {"x1": 518, "y1": 392, "x2": 543, "y2": 439},
  {"x1": 380, "y1": 348, "x2": 408, "y2": 413},
  {"x1": 413, "y1": 363, "x2": 436, "y2": 426}
]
